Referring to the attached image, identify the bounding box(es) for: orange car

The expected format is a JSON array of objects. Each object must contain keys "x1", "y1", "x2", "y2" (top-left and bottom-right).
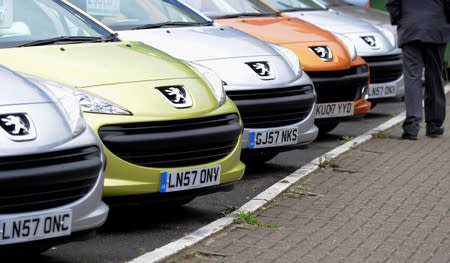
[{"x1": 185, "y1": 0, "x2": 371, "y2": 134}]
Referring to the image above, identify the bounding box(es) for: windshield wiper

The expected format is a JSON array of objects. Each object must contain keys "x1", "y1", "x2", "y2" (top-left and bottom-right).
[
  {"x1": 132, "y1": 21, "x2": 213, "y2": 30},
  {"x1": 214, "y1": 13, "x2": 279, "y2": 19},
  {"x1": 18, "y1": 36, "x2": 105, "y2": 47},
  {"x1": 282, "y1": 7, "x2": 327, "y2": 12}
]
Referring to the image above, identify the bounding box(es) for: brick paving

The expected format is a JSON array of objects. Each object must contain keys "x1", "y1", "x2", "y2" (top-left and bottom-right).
[{"x1": 167, "y1": 102, "x2": 450, "y2": 263}]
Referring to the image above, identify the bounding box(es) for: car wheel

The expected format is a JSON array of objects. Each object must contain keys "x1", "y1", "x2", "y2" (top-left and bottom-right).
[
  {"x1": 317, "y1": 122, "x2": 339, "y2": 135},
  {"x1": 242, "y1": 152, "x2": 279, "y2": 165}
]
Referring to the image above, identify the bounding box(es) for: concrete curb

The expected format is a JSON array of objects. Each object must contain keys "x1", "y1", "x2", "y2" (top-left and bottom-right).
[{"x1": 129, "y1": 85, "x2": 449, "y2": 263}]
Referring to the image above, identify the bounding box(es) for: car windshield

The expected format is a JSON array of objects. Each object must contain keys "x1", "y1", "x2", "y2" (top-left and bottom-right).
[
  {"x1": 183, "y1": 0, "x2": 279, "y2": 19},
  {"x1": 69, "y1": 0, "x2": 212, "y2": 31},
  {"x1": 0, "y1": 0, "x2": 114, "y2": 48},
  {"x1": 265, "y1": 0, "x2": 327, "y2": 11}
]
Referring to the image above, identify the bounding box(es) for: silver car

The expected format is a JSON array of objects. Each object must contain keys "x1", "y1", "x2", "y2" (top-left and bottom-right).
[
  {"x1": 0, "y1": 66, "x2": 108, "y2": 254},
  {"x1": 69, "y1": 0, "x2": 318, "y2": 164},
  {"x1": 265, "y1": 0, "x2": 404, "y2": 104}
]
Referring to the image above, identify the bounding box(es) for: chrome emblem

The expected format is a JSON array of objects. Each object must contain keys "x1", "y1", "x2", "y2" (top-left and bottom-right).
[
  {"x1": 246, "y1": 62, "x2": 275, "y2": 80},
  {"x1": 361, "y1": 36, "x2": 377, "y2": 48},
  {"x1": 0, "y1": 113, "x2": 36, "y2": 141},
  {"x1": 310, "y1": 46, "x2": 333, "y2": 62},
  {"x1": 156, "y1": 86, "x2": 192, "y2": 108}
]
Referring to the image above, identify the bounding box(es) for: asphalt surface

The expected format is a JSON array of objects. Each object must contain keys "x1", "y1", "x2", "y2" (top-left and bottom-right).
[{"x1": 35, "y1": 99, "x2": 404, "y2": 263}]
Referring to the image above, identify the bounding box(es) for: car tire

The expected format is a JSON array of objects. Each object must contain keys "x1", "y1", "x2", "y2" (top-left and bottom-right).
[
  {"x1": 242, "y1": 151, "x2": 279, "y2": 165},
  {"x1": 317, "y1": 122, "x2": 339, "y2": 135}
]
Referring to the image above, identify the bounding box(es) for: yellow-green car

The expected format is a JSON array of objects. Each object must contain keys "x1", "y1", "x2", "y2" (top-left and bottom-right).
[{"x1": 0, "y1": 0, "x2": 245, "y2": 203}]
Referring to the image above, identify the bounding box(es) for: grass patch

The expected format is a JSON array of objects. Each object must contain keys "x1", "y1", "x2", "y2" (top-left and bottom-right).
[
  {"x1": 341, "y1": 135, "x2": 354, "y2": 142},
  {"x1": 233, "y1": 211, "x2": 280, "y2": 229},
  {"x1": 318, "y1": 158, "x2": 340, "y2": 169},
  {"x1": 372, "y1": 131, "x2": 388, "y2": 139},
  {"x1": 220, "y1": 206, "x2": 237, "y2": 217}
]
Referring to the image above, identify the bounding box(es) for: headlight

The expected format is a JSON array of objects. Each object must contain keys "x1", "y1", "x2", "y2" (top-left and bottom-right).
[
  {"x1": 27, "y1": 77, "x2": 87, "y2": 137},
  {"x1": 333, "y1": 32, "x2": 358, "y2": 61},
  {"x1": 270, "y1": 44, "x2": 302, "y2": 77},
  {"x1": 375, "y1": 24, "x2": 397, "y2": 48},
  {"x1": 74, "y1": 90, "x2": 132, "y2": 115},
  {"x1": 186, "y1": 62, "x2": 226, "y2": 106}
]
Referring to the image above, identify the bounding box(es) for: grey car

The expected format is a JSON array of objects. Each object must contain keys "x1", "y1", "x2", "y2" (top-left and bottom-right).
[
  {"x1": 265, "y1": 0, "x2": 404, "y2": 104},
  {"x1": 69, "y1": 0, "x2": 318, "y2": 164},
  {"x1": 0, "y1": 66, "x2": 108, "y2": 254}
]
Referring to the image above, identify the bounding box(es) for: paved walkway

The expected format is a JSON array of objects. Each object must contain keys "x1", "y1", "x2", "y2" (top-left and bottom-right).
[{"x1": 165, "y1": 101, "x2": 450, "y2": 263}]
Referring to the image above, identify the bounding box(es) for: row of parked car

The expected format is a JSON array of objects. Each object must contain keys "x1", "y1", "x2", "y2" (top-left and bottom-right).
[{"x1": 0, "y1": 0, "x2": 401, "y2": 255}]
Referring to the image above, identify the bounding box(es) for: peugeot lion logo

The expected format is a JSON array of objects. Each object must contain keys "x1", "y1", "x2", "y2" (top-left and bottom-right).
[
  {"x1": 0, "y1": 113, "x2": 37, "y2": 141},
  {"x1": 246, "y1": 62, "x2": 275, "y2": 80},
  {"x1": 361, "y1": 36, "x2": 377, "y2": 48},
  {"x1": 310, "y1": 46, "x2": 333, "y2": 62},
  {"x1": 156, "y1": 86, "x2": 193, "y2": 108}
]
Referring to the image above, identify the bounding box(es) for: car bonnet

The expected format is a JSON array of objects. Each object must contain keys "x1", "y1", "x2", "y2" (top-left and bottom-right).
[
  {"x1": 0, "y1": 66, "x2": 51, "y2": 105},
  {"x1": 119, "y1": 25, "x2": 278, "y2": 61},
  {"x1": 286, "y1": 10, "x2": 377, "y2": 34},
  {"x1": 215, "y1": 16, "x2": 333, "y2": 44},
  {"x1": 0, "y1": 42, "x2": 195, "y2": 89}
]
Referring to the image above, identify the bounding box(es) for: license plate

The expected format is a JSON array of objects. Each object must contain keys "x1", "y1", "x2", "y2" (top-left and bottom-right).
[
  {"x1": 368, "y1": 84, "x2": 397, "y2": 99},
  {"x1": 315, "y1": 102, "x2": 354, "y2": 119},
  {"x1": 248, "y1": 127, "x2": 299, "y2": 149},
  {"x1": 0, "y1": 210, "x2": 72, "y2": 245},
  {"x1": 160, "y1": 165, "x2": 221, "y2": 193}
]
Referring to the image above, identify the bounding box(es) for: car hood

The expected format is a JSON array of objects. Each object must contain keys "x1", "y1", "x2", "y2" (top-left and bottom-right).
[
  {"x1": 215, "y1": 16, "x2": 333, "y2": 44},
  {"x1": 215, "y1": 16, "x2": 355, "y2": 71},
  {"x1": 0, "y1": 42, "x2": 195, "y2": 88},
  {"x1": 330, "y1": 5, "x2": 391, "y2": 26},
  {"x1": 0, "y1": 66, "x2": 51, "y2": 105},
  {"x1": 119, "y1": 26, "x2": 277, "y2": 61},
  {"x1": 284, "y1": 10, "x2": 377, "y2": 34}
]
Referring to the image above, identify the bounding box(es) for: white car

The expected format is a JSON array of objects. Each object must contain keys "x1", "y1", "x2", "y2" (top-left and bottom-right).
[
  {"x1": 0, "y1": 65, "x2": 108, "y2": 254},
  {"x1": 265, "y1": 0, "x2": 404, "y2": 104},
  {"x1": 69, "y1": 0, "x2": 319, "y2": 164}
]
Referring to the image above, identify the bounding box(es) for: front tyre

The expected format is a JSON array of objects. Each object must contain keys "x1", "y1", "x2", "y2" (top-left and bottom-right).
[{"x1": 242, "y1": 151, "x2": 279, "y2": 165}]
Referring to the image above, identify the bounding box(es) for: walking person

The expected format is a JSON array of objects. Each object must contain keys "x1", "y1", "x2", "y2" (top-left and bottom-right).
[{"x1": 386, "y1": 0, "x2": 449, "y2": 140}]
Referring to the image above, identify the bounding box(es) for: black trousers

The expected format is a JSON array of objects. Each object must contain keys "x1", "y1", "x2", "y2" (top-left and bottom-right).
[{"x1": 402, "y1": 41, "x2": 447, "y2": 134}]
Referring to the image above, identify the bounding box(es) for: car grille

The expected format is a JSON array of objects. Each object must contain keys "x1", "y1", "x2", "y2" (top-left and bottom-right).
[
  {"x1": 99, "y1": 114, "x2": 241, "y2": 168},
  {"x1": 0, "y1": 146, "x2": 102, "y2": 214},
  {"x1": 307, "y1": 66, "x2": 369, "y2": 103},
  {"x1": 363, "y1": 54, "x2": 403, "y2": 84},
  {"x1": 226, "y1": 85, "x2": 315, "y2": 128}
]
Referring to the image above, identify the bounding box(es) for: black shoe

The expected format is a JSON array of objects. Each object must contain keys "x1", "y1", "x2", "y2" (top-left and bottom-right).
[
  {"x1": 426, "y1": 125, "x2": 444, "y2": 138},
  {"x1": 401, "y1": 133, "x2": 418, "y2": 140}
]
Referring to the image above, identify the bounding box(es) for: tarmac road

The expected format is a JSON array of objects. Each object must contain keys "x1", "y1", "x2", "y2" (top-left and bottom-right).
[{"x1": 35, "y1": 99, "x2": 404, "y2": 263}]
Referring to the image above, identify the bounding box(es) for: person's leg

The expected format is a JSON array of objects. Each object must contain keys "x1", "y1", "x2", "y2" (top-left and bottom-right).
[
  {"x1": 423, "y1": 43, "x2": 446, "y2": 136},
  {"x1": 401, "y1": 42, "x2": 425, "y2": 137}
]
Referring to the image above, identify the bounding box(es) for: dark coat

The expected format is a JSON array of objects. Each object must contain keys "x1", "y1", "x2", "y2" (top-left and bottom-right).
[{"x1": 386, "y1": 0, "x2": 450, "y2": 47}]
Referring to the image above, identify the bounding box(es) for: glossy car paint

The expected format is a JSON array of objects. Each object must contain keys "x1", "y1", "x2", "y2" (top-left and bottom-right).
[
  {"x1": 0, "y1": 0, "x2": 245, "y2": 198},
  {"x1": 68, "y1": 0, "x2": 318, "y2": 154},
  {"x1": 0, "y1": 65, "x2": 108, "y2": 249},
  {"x1": 263, "y1": 0, "x2": 404, "y2": 101},
  {"x1": 184, "y1": 0, "x2": 371, "y2": 132}
]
